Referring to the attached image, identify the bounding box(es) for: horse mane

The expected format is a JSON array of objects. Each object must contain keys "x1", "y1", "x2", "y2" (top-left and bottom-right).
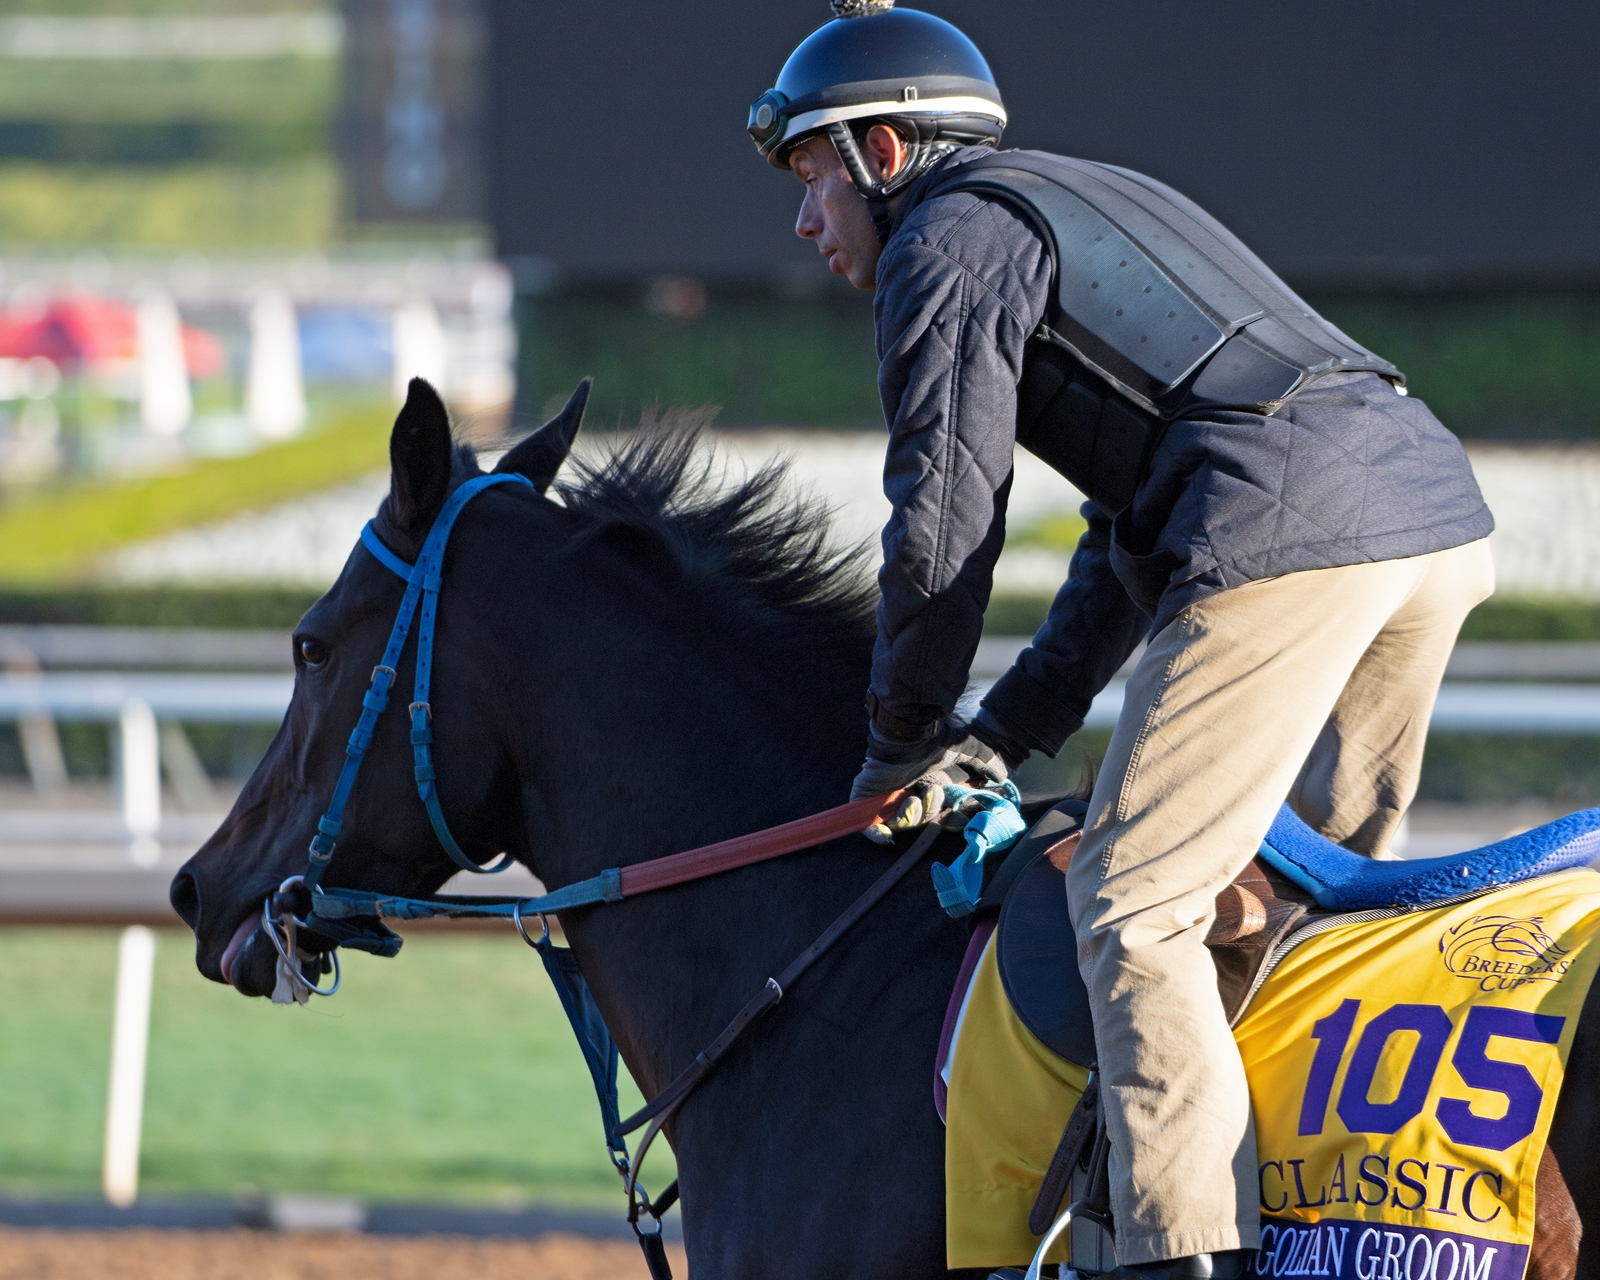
[{"x1": 545, "y1": 410, "x2": 878, "y2": 640}]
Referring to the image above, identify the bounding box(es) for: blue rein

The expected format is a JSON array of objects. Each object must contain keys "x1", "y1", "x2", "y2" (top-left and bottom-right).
[{"x1": 303, "y1": 472, "x2": 532, "y2": 890}]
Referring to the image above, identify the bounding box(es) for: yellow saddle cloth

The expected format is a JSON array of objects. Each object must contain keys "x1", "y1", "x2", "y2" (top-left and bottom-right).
[{"x1": 945, "y1": 868, "x2": 1600, "y2": 1277}]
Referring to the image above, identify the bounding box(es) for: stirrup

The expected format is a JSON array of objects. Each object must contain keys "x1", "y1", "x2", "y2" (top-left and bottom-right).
[
  {"x1": 985, "y1": 1202, "x2": 1081, "y2": 1279},
  {"x1": 1017, "y1": 1201, "x2": 1079, "y2": 1280}
]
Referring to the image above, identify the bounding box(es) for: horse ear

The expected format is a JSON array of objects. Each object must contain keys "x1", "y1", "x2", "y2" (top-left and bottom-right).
[
  {"x1": 494, "y1": 377, "x2": 591, "y2": 494},
  {"x1": 389, "y1": 377, "x2": 454, "y2": 535}
]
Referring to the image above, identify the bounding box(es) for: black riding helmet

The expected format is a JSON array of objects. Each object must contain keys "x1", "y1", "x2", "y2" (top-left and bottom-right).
[{"x1": 748, "y1": 0, "x2": 1006, "y2": 233}]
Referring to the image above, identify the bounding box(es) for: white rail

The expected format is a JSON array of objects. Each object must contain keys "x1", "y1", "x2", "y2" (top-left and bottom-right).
[
  {"x1": 1069, "y1": 679, "x2": 1600, "y2": 733},
  {"x1": 0, "y1": 672, "x2": 291, "y2": 722},
  {"x1": 6, "y1": 666, "x2": 1600, "y2": 739},
  {"x1": 0, "y1": 674, "x2": 288, "y2": 864}
]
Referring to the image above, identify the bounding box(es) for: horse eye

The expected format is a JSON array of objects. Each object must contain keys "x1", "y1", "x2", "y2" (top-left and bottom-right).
[{"x1": 299, "y1": 637, "x2": 329, "y2": 667}]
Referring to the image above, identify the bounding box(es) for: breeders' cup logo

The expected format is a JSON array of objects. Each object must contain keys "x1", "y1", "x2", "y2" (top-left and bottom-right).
[{"x1": 1440, "y1": 914, "x2": 1573, "y2": 991}]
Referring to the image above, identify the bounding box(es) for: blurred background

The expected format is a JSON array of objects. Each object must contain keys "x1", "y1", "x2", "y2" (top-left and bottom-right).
[{"x1": 1, "y1": 0, "x2": 1598, "y2": 1268}]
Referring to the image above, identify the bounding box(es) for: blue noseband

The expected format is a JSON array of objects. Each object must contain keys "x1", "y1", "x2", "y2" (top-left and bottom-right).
[{"x1": 302, "y1": 472, "x2": 534, "y2": 890}]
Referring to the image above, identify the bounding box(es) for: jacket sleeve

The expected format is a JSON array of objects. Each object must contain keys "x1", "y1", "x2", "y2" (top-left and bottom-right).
[
  {"x1": 979, "y1": 501, "x2": 1150, "y2": 755},
  {"x1": 869, "y1": 227, "x2": 1033, "y2": 729}
]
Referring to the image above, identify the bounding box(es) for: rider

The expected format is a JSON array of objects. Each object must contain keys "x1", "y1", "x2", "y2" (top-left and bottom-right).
[{"x1": 749, "y1": 3, "x2": 1495, "y2": 1277}]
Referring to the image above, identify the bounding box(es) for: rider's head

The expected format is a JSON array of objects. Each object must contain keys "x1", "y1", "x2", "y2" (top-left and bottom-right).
[{"x1": 748, "y1": 0, "x2": 1006, "y2": 290}]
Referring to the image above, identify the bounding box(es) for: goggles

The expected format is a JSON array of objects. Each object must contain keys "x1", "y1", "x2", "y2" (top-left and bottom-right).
[{"x1": 747, "y1": 89, "x2": 790, "y2": 156}]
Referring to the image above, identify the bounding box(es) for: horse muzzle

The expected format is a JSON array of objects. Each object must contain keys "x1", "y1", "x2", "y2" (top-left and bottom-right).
[{"x1": 219, "y1": 916, "x2": 279, "y2": 996}]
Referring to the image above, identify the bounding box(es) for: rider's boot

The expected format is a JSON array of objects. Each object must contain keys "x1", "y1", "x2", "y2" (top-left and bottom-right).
[{"x1": 1095, "y1": 1250, "x2": 1255, "y2": 1280}]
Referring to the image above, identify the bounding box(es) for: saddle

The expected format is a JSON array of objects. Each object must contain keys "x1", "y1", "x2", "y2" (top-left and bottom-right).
[
  {"x1": 940, "y1": 793, "x2": 1600, "y2": 1267},
  {"x1": 989, "y1": 798, "x2": 1600, "y2": 1064}
]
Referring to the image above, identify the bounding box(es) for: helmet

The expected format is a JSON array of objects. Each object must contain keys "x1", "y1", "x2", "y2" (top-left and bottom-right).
[{"x1": 748, "y1": 1, "x2": 1006, "y2": 206}]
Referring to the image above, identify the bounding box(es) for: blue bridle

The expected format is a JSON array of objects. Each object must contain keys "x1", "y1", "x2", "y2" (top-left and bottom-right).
[{"x1": 302, "y1": 472, "x2": 532, "y2": 891}]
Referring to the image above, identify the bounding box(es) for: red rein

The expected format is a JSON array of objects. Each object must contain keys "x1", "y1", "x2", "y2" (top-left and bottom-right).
[{"x1": 617, "y1": 791, "x2": 908, "y2": 897}]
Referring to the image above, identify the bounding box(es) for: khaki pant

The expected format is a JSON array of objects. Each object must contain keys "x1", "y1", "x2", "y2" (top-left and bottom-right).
[{"x1": 1065, "y1": 538, "x2": 1495, "y2": 1265}]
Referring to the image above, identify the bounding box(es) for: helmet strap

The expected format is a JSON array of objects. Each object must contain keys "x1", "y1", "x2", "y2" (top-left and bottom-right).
[
  {"x1": 826, "y1": 121, "x2": 953, "y2": 245},
  {"x1": 866, "y1": 197, "x2": 894, "y2": 248},
  {"x1": 826, "y1": 122, "x2": 887, "y2": 196}
]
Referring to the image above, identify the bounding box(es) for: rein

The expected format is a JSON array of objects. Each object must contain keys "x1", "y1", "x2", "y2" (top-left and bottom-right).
[
  {"x1": 259, "y1": 474, "x2": 1002, "y2": 1279},
  {"x1": 303, "y1": 787, "x2": 915, "y2": 930}
]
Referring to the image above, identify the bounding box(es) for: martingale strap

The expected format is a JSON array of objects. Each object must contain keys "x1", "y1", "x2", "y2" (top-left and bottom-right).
[
  {"x1": 302, "y1": 472, "x2": 533, "y2": 890},
  {"x1": 611, "y1": 817, "x2": 954, "y2": 1266}
]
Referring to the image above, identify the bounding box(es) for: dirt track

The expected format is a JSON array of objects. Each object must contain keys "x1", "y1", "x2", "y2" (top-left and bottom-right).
[{"x1": 0, "y1": 1227, "x2": 687, "y2": 1280}]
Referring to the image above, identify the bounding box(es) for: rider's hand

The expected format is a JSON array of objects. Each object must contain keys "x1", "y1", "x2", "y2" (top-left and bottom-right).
[
  {"x1": 851, "y1": 718, "x2": 1014, "y2": 842},
  {"x1": 851, "y1": 718, "x2": 1009, "y2": 797}
]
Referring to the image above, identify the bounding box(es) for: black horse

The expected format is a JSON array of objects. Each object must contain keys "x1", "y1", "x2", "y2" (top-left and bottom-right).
[{"x1": 172, "y1": 381, "x2": 1597, "y2": 1280}]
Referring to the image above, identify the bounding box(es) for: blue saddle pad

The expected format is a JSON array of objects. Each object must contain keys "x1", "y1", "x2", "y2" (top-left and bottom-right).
[
  {"x1": 992, "y1": 802, "x2": 1600, "y2": 1065},
  {"x1": 1257, "y1": 803, "x2": 1600, "y2": 912}
]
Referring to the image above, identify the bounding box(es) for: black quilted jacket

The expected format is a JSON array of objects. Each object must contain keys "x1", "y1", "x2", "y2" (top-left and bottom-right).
[{"x1": 869, "y1": 148, "x2": 1494, "y2": 757}]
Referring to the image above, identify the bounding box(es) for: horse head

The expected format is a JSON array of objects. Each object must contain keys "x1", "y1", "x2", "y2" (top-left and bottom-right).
[
  {"x1": 170, "y1": 376, "x2": 874, "y2": 999},
  {"x1": 170, "y1": 377, "x2": 593, "y2": 996}
]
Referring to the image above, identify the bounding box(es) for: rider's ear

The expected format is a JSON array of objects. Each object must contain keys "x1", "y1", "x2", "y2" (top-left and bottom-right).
[
  {"x1": 863, "y1": 123, "x2": 906, "y2": 182},
  {"x1": 389, "y1": 377, "x2": 454, "y2": 535},
  {"x1": 495, "y1": 376, "x2": 592, "y2": 495}
]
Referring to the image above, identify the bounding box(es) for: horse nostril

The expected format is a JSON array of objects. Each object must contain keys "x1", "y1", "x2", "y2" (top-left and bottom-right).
[{"x1": 170, "y1": 870, "x2": 201, "y2": 930}]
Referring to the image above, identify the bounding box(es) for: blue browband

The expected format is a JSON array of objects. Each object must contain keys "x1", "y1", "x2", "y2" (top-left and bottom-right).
[{"x1": 303, "y1": 473, "x2": 533, "y2": 890}]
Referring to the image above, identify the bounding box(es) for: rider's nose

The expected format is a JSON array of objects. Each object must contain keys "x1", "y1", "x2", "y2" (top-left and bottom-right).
[
  {"x1": 796, "y1": 195, "x2": 821, "y2": 240},
  {"x1": 169, "y1": 868, "x2": 201, "y2": 931}
]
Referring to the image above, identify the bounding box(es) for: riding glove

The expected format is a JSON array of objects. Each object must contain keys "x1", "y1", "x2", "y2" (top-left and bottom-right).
[
  {"x1": 851, "y1": 716, "x2": 1023, "y2": 841},
  {"x1": 850, "y1": 720, "x2": 1008, "y2": 800}
]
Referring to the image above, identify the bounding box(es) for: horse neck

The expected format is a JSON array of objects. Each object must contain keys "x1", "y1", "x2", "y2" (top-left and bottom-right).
[
  {"x1": 506, "y1": 586, "x2": 876, "y2": 1096},
  {"x1": 522, "y1": 605, "x2": 870, "y2": 880}
]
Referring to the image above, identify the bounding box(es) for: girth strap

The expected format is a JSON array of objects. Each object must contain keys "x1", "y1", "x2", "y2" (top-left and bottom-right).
[{"x1": 1029, "y1": 1070, "x2": 1099, "y2": 1236}]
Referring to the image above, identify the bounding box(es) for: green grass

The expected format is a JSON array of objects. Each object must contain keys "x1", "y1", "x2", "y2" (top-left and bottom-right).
[
  {"x1": 1311, "y1": 293, "x2": 1600, "y2": 439},
  {"x1": 1009, "y1": 511, "x2": 1088, "y2": 552},
  {"x1": 0, "y1": 928, "x2": 666, "y2": 1205},
  {"x1": 983, "y1": 592, "x2": 1055, "y2": 637},
  {"x1": 0, "y1": 120, "x2": 331, "y2": 166},
  {"x1": 0, "y1": 400, "x2": 390, "y2": 584},
  {"x1": 2, "y1": 0, "x2": 324, "y2": 12},
  {"x1": 0, "y1": 59, "x2": 335, "y2": 127},
  {"x1": 1418, "y1": 736, "x2": 1600, "y2": 807},
  {"x1": 987, "y1": 593, "x2": 1600, "y2": 643},
  {"x1": 517, "y1": 290, "x2": 1600, "y2": 438},
  {"x1": 0, "y1": 586, "x2": 322, "y2": 628},
  {"x1": 1457, "y1": 597, "x2": 1600, "y2": 641},
  {"x1": 0, "y1": 158, "x2": 338, "y2": 247},
  {"x1": 1017, "y1": 728, "x2": 1600, "y2": 808}
]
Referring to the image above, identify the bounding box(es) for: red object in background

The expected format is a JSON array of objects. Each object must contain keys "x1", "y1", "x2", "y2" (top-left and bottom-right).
[
  {"x1": 180, "y1": 324, "x2": 225, "y2": 380},
  {"x1": 0, "y1": 295, "x2": 135, "y2": 367},
  {"x1": 0, "y1": 295, "x2": 225, "y2": 379}
]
